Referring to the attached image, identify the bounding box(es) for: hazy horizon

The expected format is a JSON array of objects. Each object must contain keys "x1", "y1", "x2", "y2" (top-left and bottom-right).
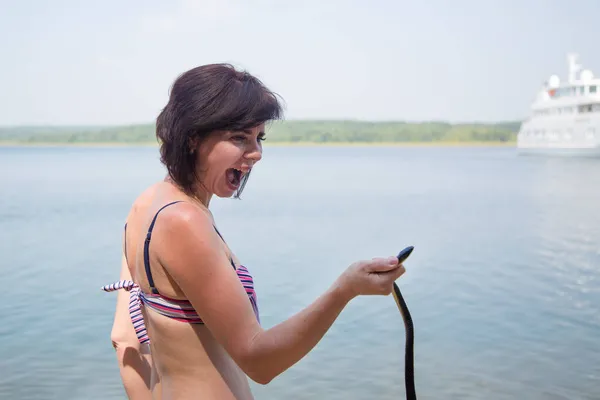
[{"x1": 0, "y1": 118, "x2": 523, "y2": 129}]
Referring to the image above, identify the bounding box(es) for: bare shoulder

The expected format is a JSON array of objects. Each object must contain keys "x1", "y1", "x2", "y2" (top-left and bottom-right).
[
  {"x1": 157, "y1": 201, "x2": 214, "y2": 237},
  {"x1": 149, "y1": 201, "x2": 242, "y2": 311},
  {"x1": 125, "y1": 183, "x2": 162, "y2": 222},
  {"x1": 152, "y1": 201, "x2": 222, "y2": 266}
]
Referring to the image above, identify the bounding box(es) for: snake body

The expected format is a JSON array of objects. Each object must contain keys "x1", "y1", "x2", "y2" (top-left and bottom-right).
[{"x1": 393, "y1": 246, "x2": 417, "y2": 400}]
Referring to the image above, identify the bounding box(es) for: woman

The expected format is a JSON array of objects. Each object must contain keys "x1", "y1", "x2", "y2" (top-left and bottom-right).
[{"x1": 104, "y1": 63, "x2": 408, "y2": 399}]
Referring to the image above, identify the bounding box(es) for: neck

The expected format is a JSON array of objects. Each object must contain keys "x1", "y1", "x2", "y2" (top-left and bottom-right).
[
  {"x1": 164, "y1": 175, "x2": 212, "y2": 208},
  {"x1": 192, "y1": 186, "x2": 212, "y2": 208}
]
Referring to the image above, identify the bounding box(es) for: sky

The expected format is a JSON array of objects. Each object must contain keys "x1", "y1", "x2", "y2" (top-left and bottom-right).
[{"x1": 2, "y1": 0, "x2": 600, "y2": 126}]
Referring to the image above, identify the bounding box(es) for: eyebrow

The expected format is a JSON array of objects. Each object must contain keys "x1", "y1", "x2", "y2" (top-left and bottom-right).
[{"x1": 242, "y1": 129, "x2": 265, "y2": 136}]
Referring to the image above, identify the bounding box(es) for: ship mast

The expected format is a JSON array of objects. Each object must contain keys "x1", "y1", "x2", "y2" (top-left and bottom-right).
[{"x1": 568, "y1": 53, "x2": 581, "y2": 84}]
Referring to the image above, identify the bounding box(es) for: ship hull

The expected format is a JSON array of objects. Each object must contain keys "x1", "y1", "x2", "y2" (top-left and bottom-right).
[
  {"x1": 516, "y1": 145, "x2": 600, "y2": 157},
  {"x1": 516, "y1": 115, "x2": 600, "y2": 158}
]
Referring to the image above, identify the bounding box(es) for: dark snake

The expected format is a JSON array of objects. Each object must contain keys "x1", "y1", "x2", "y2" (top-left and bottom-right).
[{"x1": 393, "y1": 246, "x2": 417, "y2": 400}]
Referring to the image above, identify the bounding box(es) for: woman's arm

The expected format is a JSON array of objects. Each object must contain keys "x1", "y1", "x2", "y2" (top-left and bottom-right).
[
  {"x1": 155, "y1": 203, "x2": 404, "y2": 385},
  {"x1": 110, "y1": 253, "x2": 154, "y2": 398}
]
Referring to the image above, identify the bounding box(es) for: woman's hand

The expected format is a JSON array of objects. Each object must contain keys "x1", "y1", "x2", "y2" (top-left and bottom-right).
[{"x1": 335, "y1": 256, "x2": 406, "y2": 300}]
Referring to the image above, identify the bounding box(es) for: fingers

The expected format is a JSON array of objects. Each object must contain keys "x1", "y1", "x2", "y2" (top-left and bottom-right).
[
  {"x1": 353, "y1": 254, "x2": 410, "y2": 297},
  {"x1": 376, "y1": 263, "x2": 406, "y2": 279},
  {"x1": 376, "y1": 263, "x2": 406, "y2": 295},
  {"x1": 394, "y1": 263, "x2": 406, "y2": 279},
  {"x1": 366, "y1": 256, "x2": 399, "y2": 272}
]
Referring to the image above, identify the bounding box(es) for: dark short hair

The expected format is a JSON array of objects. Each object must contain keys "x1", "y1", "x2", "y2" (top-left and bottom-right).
[{"x1": 156, "y1": 63, "x2": 283, "y2": 197}]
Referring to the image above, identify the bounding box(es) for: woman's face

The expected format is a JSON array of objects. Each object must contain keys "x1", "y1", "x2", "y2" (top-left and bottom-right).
[{"x1": 194, "y1": 123, "x2": 266, "y2": 199}]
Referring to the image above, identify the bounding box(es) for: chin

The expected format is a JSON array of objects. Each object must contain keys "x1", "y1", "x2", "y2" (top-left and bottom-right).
[{"x1": 214, "y1": 188, "x2": 238, "y2": 199}]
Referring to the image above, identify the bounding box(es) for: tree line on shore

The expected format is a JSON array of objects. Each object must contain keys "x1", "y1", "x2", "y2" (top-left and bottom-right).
[{"x1": 0, "y1": 120, "x2": 521, "y2": 144}]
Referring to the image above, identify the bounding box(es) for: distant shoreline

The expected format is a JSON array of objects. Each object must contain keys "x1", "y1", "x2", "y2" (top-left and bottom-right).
[
  {"x1": 0, "y1": 141, "x2": 516, "y2": 148},
  {"x1": 0, "y1": 120, "x2": 520, "y2": 146}
]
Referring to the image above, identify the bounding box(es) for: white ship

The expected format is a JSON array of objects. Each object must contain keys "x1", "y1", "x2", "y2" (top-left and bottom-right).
[{"x1": 517, "y1": 53, "x2": 600, "y2": 156}]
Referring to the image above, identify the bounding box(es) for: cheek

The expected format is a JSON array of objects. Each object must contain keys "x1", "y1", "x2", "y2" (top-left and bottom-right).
[{"x1": 202, "y1": 142, "x2": 241, "y2": 173}]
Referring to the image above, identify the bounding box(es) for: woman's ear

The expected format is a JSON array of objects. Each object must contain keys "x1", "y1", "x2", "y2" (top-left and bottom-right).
[{"x1": 189, "y1": 137, "x2": 199, "y2": 154}]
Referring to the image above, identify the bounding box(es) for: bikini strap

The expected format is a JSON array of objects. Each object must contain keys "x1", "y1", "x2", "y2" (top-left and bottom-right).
[
  {"x1": 213, "y1": 225, "x2": 237, "y2": 270},
  {"x1": 144, "y1": 201, "x2": 184, "y2": 295}
]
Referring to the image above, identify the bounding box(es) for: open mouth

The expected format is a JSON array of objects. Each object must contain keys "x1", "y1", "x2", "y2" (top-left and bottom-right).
[{"x1": 226, "y1": 168, "x2": 244, "y2": 188}]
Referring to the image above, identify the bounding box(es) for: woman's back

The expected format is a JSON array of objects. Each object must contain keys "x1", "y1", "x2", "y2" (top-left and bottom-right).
[{"x1": 124, "y1": 182, "x2": 255, "y2": 400}]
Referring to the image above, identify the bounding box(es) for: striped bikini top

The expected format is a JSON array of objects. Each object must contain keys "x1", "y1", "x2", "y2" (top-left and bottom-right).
[{"x1": 102, "y1": 200, "x2": 259, "y2": 344}]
